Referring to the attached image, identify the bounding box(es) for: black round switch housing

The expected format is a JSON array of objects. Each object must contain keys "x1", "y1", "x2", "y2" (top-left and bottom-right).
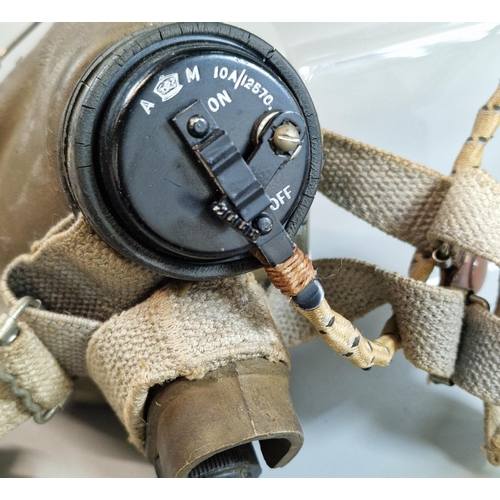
[{"x1": 63, "y1": 23, "x2": 322, "y2": 280}]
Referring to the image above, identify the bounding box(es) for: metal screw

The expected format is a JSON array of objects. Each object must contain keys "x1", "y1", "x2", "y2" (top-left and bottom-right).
[
  {"x1": 254, "y1": 214, "x2": 273, "y2": 234},
  {"x1": 187, "y1": 115, "x2": 210, "y2": 138},
  {"x1": 273, "y1": 122, "x2": 300, "y2": 153}
]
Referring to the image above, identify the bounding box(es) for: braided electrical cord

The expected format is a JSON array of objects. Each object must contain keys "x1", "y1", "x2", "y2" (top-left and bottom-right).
[
  {"x1": 453, "y1": 83, "x2": 500, "y2": 172},
  {"x1": 378, "y1": 83, "x2": 500, "y2": 368},
  {"x1": 253, "y1": 246, "x2": 316, "y2": 296},
  {"x1": 256, "y1": 245, "x2": 400, "y2": 369},
  {"x1": 256, "y1": 88, "x2": 500, "y2": 369},
  {"x1": 457, "y1": 82, "x2": 500, "y2": 466},
  {"x1": 294, "y1": 297, "x2": 398, "y2": 369}
]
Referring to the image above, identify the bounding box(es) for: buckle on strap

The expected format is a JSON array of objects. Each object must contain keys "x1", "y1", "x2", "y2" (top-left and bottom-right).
[{"x1": 0, "y1": 296, "x2": 59, "y2": 424}]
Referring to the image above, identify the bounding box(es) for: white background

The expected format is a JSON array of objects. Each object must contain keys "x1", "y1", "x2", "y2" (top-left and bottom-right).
[{"x1": 1, "y1": 21, "x2": 500, "y2": 478}]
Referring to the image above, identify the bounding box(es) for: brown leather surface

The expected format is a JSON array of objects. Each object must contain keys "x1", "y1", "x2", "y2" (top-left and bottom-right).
[{"x1": 0, "y1": 23, "x2": 156, "y2": 278}]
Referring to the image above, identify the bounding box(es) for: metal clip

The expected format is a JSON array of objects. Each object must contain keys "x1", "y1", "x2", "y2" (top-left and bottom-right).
[
  {"x1": 427, "y1": 252, "x2": 489, "y2": 386},
  {"x1": 0, "y1": 296, "x2": 41, "y2": 346},
  {"x1": 431, "y1": 242, "x2": 453, "y2": 270},
  {"x1": 0, "y1": 296, "x2": 59, "y2": 424},
  {"x1": 466, "y1": 290, "x2": 490, "y2": 311}
]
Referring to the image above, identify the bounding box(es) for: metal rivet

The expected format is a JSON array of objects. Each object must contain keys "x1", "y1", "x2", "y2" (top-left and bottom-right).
[
  {"x1": 187, "y1": 115, "x2": 210, "y2": 138},
  {"x1": 254, "y1": 214, "x2": 274, "y2": 234}
]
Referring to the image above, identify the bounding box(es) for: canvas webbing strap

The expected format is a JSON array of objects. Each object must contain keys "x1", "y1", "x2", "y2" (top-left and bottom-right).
[
  {"x1": 307, "y1": 132, "x2": 500, "y2": 396},
  {"x1": 429, "y1": 83, "x2": 500, "y2": 266},
  {"x1": 457, "y1": 86, "x2": 500, "y2": 467},
  {"x1": 319, "y1": 131, "x2": 451, "y2": 255},
  {"x1": 316, "y1": 83, "x2": 500, "y2": 464},
  {"x1": 320, "y1": 131, "x2": 500, "y2": 267},
  {"x1": 0, "y1": 218, "x2": 473, "y2": 443},
  {"x1": 485, "y1": 278, "x2": 500, "y2": 465},
  {"x1": 266, "y1": 259, "x2": 497, "y2": 388},
  {"x1": 485, "y1": 402, "x2": 500, "y2": 466},
  {"x1": 1, "y1": 95, "x2": 499, "y2": 460},
  {"x1": 0, "y1": 320, "x2": 73, "y2": 436},
  {"x1": 0, "y1": 214, "x2": 289, "y2": 449}
]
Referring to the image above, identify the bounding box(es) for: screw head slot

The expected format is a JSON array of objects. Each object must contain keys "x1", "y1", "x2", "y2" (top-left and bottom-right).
[{"x1": 273, "y1": 122, "x2": 301, "y2": 153}]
